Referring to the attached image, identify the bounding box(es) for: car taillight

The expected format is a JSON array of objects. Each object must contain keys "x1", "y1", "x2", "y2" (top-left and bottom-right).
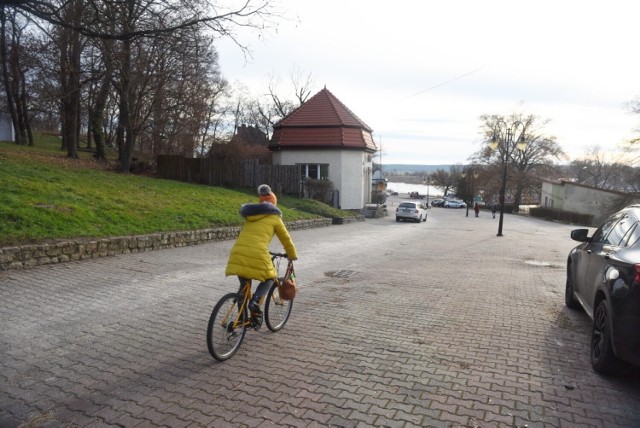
[
  {"x1": 414, "y1": 209, "x2": 419, "y2": 213},
  {"x1": 635, "y1": 264, "x2": 640, "y2": 283}
]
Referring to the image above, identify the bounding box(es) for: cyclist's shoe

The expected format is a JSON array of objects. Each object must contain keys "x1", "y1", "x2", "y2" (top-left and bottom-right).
[
  {"x1": 251, "y1": 313, "x2": 263, "y2": 331},
  {"x1": 248, "y1": 300, "x2": 262, "y2": 315}
]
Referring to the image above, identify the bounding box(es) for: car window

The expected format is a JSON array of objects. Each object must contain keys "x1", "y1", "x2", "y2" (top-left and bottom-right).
[
  {"x1": 604, "y1": 214, "x2": 633, "y2": 245},
  {"x1": 592, "y1": 212, "x2": 624, "y2": 244},
  {"x1": 399, "y1": 203, "x2": 415, "y2": 208},
  {"x1": 621, "y1": 222, "x2": 640, "y2": 247}
]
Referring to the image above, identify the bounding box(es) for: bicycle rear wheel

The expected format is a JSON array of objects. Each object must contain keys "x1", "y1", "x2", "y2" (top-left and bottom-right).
[
  {"x1": 207, "y1": 293, "x2": 247, "y2": 361},
  {"x1": 265, "y1": 282, "x2": 293, "y2": 332}
]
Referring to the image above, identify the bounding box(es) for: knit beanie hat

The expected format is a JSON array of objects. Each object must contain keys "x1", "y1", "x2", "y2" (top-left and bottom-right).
[{"x1": 259, "y1": 192, "x2": 278, "y2": 206}]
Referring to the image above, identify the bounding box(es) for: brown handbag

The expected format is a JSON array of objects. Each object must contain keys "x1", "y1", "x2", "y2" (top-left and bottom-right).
[{"x1": 278, "y1": 260, "x2": 297, "y2": 301}]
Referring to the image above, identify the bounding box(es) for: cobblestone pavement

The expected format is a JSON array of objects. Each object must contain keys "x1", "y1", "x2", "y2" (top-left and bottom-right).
[{"x1": 2, "y1": 204, "x2": 640, "y2": 427}]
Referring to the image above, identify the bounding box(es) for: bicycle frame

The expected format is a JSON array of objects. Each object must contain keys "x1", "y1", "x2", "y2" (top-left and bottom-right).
[
  {"x1": 220, "y1": 252, "x2": 289, "y2": 330},
  {"x1": 219, "y1": 280, "x2": 252, "y2": 330}
]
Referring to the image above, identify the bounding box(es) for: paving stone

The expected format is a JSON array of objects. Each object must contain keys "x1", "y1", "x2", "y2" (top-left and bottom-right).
[{"x1": 2, "y1": 208, "x2": 640, "y2": 427}]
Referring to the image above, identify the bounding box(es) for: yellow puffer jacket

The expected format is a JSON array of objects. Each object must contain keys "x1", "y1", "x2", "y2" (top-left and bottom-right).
[{"x1": 225, "y1": 203, "x2": 298, "y2": 281}]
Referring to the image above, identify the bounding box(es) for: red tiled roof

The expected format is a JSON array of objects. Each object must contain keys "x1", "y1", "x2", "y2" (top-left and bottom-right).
[{"x1": 269, "y1": 88, "x2": 376, "y2": 152}]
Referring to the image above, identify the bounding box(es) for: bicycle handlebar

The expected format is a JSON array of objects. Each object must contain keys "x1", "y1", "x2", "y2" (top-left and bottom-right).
[{"x1": 269, "y1": 251, "x2": 289, "y2": 259}]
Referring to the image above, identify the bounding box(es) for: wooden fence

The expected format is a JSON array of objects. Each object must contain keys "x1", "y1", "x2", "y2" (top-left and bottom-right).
[{"x1": 156, "y1": 156, "x2": 301, "y2": 194}]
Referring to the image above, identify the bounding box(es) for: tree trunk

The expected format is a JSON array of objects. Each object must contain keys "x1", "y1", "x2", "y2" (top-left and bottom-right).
[
  {"x1": 0, "y1": 8, "x2": 23, "y2": 145},
  {"x1": 116, "y1": 37, "x2": 134, "y2": 172},
  {"x1": 57, "y1": 1, "x2": 83, "y2": 159},
  {"x1": 19, "y1": 70, "x2": 33, "y2": 145},
  {"x1": 90, "y1": 98, "x2": 107, "y2": 161}
]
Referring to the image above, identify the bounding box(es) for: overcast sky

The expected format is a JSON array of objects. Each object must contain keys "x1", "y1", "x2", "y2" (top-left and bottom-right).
[{"x1": 216, "y1": 0, "x2": 640, "y2": 165}]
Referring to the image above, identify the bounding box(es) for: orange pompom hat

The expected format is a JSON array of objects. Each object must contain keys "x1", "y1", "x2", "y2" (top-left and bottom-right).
[
  {"x1": 258, "y1": 184, "x2": 277, "y2": 205},
  {"x1": 259, "y1": 192, "x2": 277, "y2": 206}
]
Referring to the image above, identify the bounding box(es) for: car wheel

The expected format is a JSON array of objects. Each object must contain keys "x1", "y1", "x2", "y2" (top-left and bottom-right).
[
  {"x1": 395, "y1": 217, "x2": 400, "y2": 222},
  {"x1": 591, "y1": 300, "x2": 628, "y2": 375},
  {"x1": 422, "y1": 214, "x2": 427, "y2": 222},
  {"x1": 565, "y1": 264, "x2": 581, "y2": 310}
]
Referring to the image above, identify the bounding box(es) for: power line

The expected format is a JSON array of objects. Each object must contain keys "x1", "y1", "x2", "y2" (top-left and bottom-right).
[{"x1": 407, "y1": 67, "x2": 484, "y2": 99}]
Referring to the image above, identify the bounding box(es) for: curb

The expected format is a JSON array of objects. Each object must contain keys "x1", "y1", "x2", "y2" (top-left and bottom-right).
[{"x1": 0, "y1": 217, "x2": 345, "y2": 271}]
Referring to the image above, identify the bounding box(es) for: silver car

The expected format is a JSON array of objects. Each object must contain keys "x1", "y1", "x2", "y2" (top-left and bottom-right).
[
  {"x1": 444, "y1": 200, "x2": 467, "y2": 208},
  {"x1": 396, "y1": 202, "x2": 427, "y2": 223}
]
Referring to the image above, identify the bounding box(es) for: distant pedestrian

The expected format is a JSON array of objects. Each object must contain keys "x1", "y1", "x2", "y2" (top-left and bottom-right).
[
  {"x1": 492, "y1": 202, "x2": 497, "y2": 219},
  {"x1": 474, "y1": 202, "x2": 480, "y2": 217}
]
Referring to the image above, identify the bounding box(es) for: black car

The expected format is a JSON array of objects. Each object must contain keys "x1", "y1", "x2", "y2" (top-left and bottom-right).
[{"x1": 566, "y1": 205, "x2": 640, "y2": 374}]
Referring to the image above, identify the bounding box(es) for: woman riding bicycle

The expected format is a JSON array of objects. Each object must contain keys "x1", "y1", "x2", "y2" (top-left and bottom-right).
[{"x1": 225, "y1": 184, "x2": 298, "y2": 315}]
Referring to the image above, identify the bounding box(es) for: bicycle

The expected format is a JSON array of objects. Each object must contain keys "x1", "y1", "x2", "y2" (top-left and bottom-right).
[{"x1": 206, "y1": 252, "x2": 295, "y2": 361}]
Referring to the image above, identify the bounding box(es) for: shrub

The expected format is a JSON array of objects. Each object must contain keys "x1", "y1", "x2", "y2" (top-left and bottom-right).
[
  {"x1": 529, "y1": 206, "x2": 594, "y2": 226},
  {"x1": 304, "y1": 179, "x2": 334, "y2": 205}
]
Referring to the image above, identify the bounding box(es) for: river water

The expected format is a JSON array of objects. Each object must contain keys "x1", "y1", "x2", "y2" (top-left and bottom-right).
[{"x1": 386, "y1": 182, "x2": 444, "y2": 198}]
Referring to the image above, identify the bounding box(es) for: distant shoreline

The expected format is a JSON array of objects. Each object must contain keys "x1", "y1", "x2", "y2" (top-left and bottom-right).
[{"x1": 382, "y1": 164, "x2": 452, "y2": 174}]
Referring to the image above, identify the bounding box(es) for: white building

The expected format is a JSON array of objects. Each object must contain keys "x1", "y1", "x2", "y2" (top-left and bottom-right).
[
  {"x1": 0, "y1": 112, "x2": 15, "y2": 142},
  {"x1": 541, "y1": 179, "x2": 629, "y2": 224},
  {"x1": 269, "y1": 88, "x2": 377, "y2": 210}
]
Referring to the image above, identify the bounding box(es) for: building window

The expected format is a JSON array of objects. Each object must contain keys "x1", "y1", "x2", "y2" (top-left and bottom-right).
[{"x1": 299, "y1": 163, "x2": 329, "y2": 180}]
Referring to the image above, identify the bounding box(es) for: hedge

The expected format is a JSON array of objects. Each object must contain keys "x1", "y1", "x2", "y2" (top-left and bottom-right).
[{"x1": 529, "y1": 206, "x2": 593, "y2": 226}]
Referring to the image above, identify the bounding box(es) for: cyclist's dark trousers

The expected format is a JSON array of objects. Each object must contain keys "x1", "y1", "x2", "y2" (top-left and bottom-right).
[{"x1": 238, "y1": 277, "x2": 274, "y2": 304}]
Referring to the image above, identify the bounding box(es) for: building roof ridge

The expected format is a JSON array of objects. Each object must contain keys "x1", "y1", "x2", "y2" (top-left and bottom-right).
[{"x1": 276, "y1": 88, "x2": 372, "y2": 131}]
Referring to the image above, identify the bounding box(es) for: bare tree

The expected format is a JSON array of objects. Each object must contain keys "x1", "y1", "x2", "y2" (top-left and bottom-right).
[
  {"x1": 196, "y1": 78, "x2": 231, "y2": 157},
  {"x1": 8, "y1": 0, "x2": 278, "y2": 171},
  {"x1": 472, "y1": 113, "x2": 564, "y2": 210},
  {"x1": 627, "y1": 97, "x2": 640, "y2": 145},
  {"x1": 291, "y1": 67, "x2": 314, "y2": 105},
  {"x1": 430, "y1": 167, "x2": 460, "y2": 198},
  {"x1": 7, "y1": 0, "x2": 276, "y2": 43},
  {"x1": 141, "y1": 29, "x2": 228, "y2": 157},
  {"x1": 83, "y1": 34, "x2": 114, "y2": 160},
  {"x1": 570, "y1": 146, "x2": 634, "y2": 191},
  {"x1": 55, "y1": 0, "x2": 85, "y2": 158},
  {"x1": 254, "y1": 69, "x2": 315, "y2": 137},
  {"x1": 0, "y1": 7, "x2": 33, "y2": 145},
  {"x1": 24, "y1": 29, "x2": 60, "y2": 132}
]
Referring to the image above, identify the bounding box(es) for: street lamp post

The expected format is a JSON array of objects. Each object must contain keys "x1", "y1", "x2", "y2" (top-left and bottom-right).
[
  {"x1": 423, "y1": 174, "x2": 430, "y2": 208},
  {"x1": 489, "y1": 120, "x2": 527, "y2": 237}
]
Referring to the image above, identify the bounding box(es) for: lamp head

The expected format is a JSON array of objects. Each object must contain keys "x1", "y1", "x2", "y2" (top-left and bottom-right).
[
  {"x1": 516, "y1": 134, "x2": 527, "y2": 151},
  {"x1": 488, "y1": 136, "x2": 499, "y2": 150}
]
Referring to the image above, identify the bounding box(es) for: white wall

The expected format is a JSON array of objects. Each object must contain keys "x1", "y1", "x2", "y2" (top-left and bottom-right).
[
  {"x1": 0, "y1": 113, "x2": 14, "y2": 142},
  {"x1": 541, "y1": 180, "x2": 625, "y2": 224},
  {"x1": 541, "y1": 181, "x2": 563, "y2": 209},
  {"x1": 273, "y1": 149, "x2": 373, "y2": 210},
  {"x1": 563, "y1": 183, "x2": 622, "y2": 221}
]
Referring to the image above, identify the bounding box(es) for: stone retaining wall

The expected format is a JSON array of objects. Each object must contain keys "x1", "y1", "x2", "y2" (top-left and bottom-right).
[{"x1": 0, "y1": 217, "x2": 345, "y2": 271}]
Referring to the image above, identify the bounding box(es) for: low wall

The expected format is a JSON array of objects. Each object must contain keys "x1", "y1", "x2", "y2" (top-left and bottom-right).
[{"x1": 0, "y1": 218, "x2": 334, "y2": 271}]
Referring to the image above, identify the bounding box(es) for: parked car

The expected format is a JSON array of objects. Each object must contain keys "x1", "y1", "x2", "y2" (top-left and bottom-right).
[
  {"x1": 396, "y1": 202, "x2": 426, "y2": 223},
  {"x1": 444, "y1": 200, "x2": 466, "y2": 208},
  {"x1": 431, "y1": 199, "x2": 444, "y2": 207},
  {"x1": 566, "y1": 205, "x2": 640, "y2": 374}
]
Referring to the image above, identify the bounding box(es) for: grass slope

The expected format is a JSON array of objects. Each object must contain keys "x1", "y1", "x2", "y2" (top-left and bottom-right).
[{"x1": 0, "y1": 137, "x2": 355, "y2": 246}]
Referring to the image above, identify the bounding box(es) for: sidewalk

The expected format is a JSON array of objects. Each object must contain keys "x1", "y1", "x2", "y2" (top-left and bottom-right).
[{"x1": 1, "y1": 208, "x2": 639, "y2": 427}]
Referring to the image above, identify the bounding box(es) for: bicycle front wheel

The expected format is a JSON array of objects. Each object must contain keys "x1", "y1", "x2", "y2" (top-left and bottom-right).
[
  {"x1": 207, "y1": 293, "x2": 247, "y2": 361},
  {"x1": 265, "y1": 282, "x2": 293, "y2": 332}
]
